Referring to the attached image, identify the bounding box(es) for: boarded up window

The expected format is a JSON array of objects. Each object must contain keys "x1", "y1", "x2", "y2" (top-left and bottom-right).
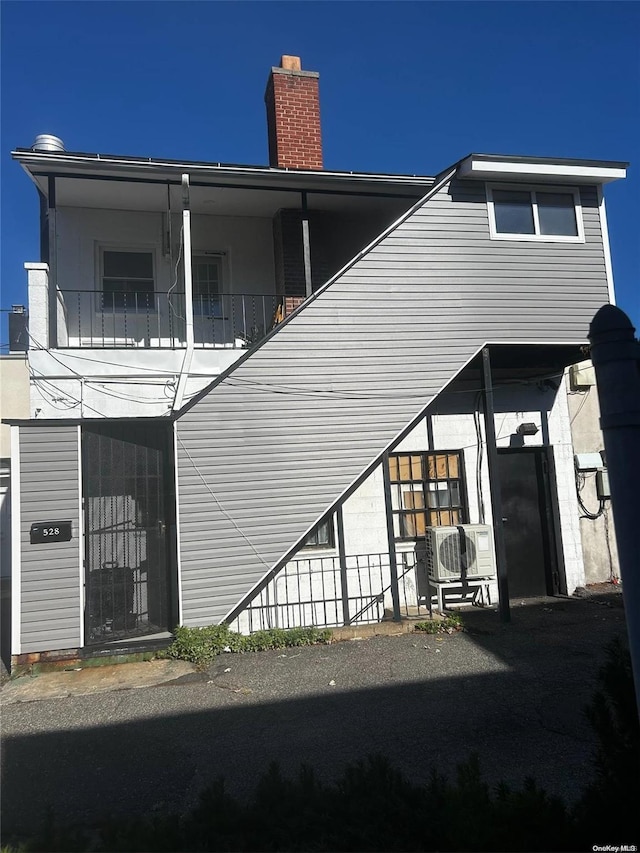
[{"x1": 388, "y1": 451, "x2": 467, "y2": 539}]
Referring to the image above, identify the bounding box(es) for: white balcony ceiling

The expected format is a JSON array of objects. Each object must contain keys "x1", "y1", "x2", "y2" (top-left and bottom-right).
[{"x1": 31, "y1": 175, "x2": 420, "y2": 218}]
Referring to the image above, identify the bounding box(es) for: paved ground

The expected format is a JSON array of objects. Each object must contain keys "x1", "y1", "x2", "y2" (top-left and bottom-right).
[{"x1": 0, "y1": 589, "x2": 628, "y2": 842}]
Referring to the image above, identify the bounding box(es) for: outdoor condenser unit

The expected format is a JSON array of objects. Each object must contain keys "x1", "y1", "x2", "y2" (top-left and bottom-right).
[{"x1": 425, "y1": 524, "x2": 496, "y2": 582}]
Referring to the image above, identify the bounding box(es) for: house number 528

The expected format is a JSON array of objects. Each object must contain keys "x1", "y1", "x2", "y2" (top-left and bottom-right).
[{"x1": 43, "y1": 527, "x2": 60, "y2": 536}]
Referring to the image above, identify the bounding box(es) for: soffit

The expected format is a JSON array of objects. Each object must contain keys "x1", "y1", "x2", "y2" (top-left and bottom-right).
[{"x1": 30, "y1": 174, "x2": 423, "y2": 217}]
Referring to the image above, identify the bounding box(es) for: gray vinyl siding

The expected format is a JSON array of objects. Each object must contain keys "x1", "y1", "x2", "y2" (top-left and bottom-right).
[
  {"x1": 19, "y1": 425, "x2": 81, "y2": 652},
  {"x1": 176, "y1": 178, "x2": 608, "y2": 626}
]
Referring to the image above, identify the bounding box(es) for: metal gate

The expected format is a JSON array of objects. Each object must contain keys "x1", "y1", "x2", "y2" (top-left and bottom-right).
[{"x1": 83, "y1": 422, "x2": 174, "y2": 645}]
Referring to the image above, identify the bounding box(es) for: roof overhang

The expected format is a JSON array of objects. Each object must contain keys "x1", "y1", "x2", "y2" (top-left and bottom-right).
[
  {"x1": 11, "y1": 148, "x2": 434, "y2": 193},
  {"x1": 11, "y1": 149, "x2": 433, "y2": 216},
  {"x1": 458, "y1": 154, "x2": 627, "y2": 184}
]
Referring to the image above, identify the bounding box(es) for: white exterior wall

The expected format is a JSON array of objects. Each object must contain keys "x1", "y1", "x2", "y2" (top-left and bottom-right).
[
  {"x1": 566, "y1": 363, "x2": 619, "y2": 585},
  {"x1": 0, "y1": 357, "x2": 30, "y2": 581},
  {"x1": 231, "y1": 381, "x2": 586, "y2": 631},
  {"x1": 56, "y1": 208, "x2": 275, "y2": 295},
  {"x1": 28, "y1": 346, "x2": 244, "y2": 419},
  {"x1": 26, "y1": 208, "x2": 278, "y2": 419}
]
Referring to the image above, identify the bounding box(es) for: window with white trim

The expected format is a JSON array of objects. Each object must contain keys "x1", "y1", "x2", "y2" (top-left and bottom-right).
[
  {"x1": 192, "y1": 255, "x2": 223, "y2": 316},
  {"x1": 101, "y1": 249, "x2": 155, "y2": 310},
  {"x1": 487, "y1": 186, "x2": 584, "y2": 242}
]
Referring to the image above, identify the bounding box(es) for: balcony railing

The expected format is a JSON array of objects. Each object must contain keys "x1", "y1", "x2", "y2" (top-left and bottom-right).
[{"x1": 55, "y1": 290, "x2": 282, "y2": 349}]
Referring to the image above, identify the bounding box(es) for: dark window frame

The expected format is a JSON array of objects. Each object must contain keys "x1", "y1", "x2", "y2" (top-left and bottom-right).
[
  {"x1": 388, "y1": 450, "x2": 469, "y2": 541},
  {"x1": 100, "y1": 248, "x2": 155, "y2": 311},
  {"x1": 302, "y1": 517, "x2": 336, "y2": 550}
]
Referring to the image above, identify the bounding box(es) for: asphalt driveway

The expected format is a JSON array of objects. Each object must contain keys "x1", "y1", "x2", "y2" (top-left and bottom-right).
[{"x1": 0, "y1": 590, "x2": 629, "y2": 841}]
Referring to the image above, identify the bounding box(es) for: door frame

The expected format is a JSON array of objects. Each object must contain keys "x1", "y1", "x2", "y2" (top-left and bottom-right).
[
  {"x1": 81, "y1": 420, "x2": 178, "y2": 647},
  {"x1": 497, "y1": 445, "x2": 566, "y2": 597}
]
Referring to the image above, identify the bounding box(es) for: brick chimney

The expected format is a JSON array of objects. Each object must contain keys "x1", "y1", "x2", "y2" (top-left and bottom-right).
[{"x1": 265, "y1": 55, "x2": 323, "y2": 170}]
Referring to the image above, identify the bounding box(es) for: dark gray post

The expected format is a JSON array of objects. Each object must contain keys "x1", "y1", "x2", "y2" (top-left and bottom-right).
[
  {"x1": 382, "y1": 451, "x2": 402, "y2": 621},
  {"x1": 336, "y1": 506, "x2": 350, "y2": 625},
  {"x1": 589, "y1": 304, "x2": 640, "y2": 715},
  {"x1": 47, "y1": 176, "x2": 58, "y2": 348},
  {"x1": 301, "y1": 191, "x2": 313, "y2": 298},
  {"x1": 481, "y1": 347, "x2": 511, "y2": 622}
]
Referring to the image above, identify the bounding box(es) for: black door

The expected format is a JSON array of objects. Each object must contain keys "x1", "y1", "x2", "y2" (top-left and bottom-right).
[
  {"x1": 83, "y1": 422, "x2": 176, "y2": 645},
  {"x1": 496, "y1": 447, "x2": 562, "y2": 599}
]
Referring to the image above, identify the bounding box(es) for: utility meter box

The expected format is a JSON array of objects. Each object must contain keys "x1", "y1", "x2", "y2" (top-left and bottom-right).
[
  {"x1": 569, "y1": 361, "x2": 596, "y2": 390},
  {"x1": 575, "y1": 452, "x2": 604, "y2": 472},
  {"x1": 596, "y1": 469, "x2": 611, "y2": 500}
]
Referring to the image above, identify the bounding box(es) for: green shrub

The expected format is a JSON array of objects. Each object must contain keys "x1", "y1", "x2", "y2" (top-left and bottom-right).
[
  {"x1": 573, "y1": 635, "x2": 639, "y2": 844},
  {"x1": 414, "y1": 613, "x2": 463, "y2": 634},
  {"x1": 167, "y1": 624, "x2": 331, "y2": 665},
  {"x1": 13, "y1": 755, "x2": 574, "y2": 852}
]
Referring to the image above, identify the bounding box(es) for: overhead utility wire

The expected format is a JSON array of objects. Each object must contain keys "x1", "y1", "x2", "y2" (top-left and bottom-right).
[{"x1": 177, "y1": 436, "x2": 272, "y2": 572}]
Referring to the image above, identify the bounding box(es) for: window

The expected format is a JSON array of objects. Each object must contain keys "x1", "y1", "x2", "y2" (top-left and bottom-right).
[
  {"x1": 192, "y1": 255, "x2": 222, "y2": 316},
  {"x1": 303, "y1": 518, "x2": 335, "y2": 549},
  {"x1": 487, "y1": 186, "x2": 584, "y2": 242},
  {"x1": 388, "y1": 452, "x2": 467, "y2": 540},
  {"x1": 101, "y1": 250, "x2": 154, "y2": 310}
]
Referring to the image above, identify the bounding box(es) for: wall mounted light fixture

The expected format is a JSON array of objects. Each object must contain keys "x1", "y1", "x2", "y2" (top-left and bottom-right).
[{"x1": 516, "y1": 422, "x2": 539, "y2": 436}]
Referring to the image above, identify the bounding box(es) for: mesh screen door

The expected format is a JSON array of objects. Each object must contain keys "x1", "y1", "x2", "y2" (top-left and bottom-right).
[{"x1": 83, "y1": 422, "x2": 174, "y2": 645}]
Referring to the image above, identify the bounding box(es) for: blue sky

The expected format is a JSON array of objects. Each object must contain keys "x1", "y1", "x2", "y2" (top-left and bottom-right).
[{"x1": 1, "y1": 0, "x2": 638, "y2": 344}]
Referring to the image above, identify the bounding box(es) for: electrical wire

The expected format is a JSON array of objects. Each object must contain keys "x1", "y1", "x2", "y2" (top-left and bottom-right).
[
  {"x1": 473, "y1": 391, "x2": 485, "y2": 523},
  {"x1": 167, "y1": 224, "x2": 185, "y2": 320},
  {"x1": 28, "y1": 367, "x2": 109, "y2": 417},
  {"x1": 26, "y1": 328, "x2": 178, "y2": 406},
  {"x1": 84, "y1": 382, "x2": 175, "y2": 406},
  {"x1": 177, "y1": 435, "x2": 272, "y2": 572},
  {"x1": 219, "y1": 369, "x2": 566, "y2": 402},
  {"x1": 570, "y1": 386, "x2": 591, "y2": 424},
  {"x1": 603, "y1": 507, "x2": 618, "y2": 584},
  {"x1": 575, "y1": 468, "x2": 606, "y2": 520},
  {"x1": 32, "y1": 347, "x2": 185, "y2": 373}
]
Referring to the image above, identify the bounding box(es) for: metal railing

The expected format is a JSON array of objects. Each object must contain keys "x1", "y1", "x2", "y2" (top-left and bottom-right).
[
  {"x1": 55, "y1": 290, "x2": 281, "y2": 349},
  {"x1": 234, "y1": 551, "x2": 428, "y2": 633}
]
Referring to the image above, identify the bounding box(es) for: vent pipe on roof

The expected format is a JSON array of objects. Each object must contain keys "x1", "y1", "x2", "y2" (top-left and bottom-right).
[{"x1": 31, "y1": 134, "x2": 65, "y2": 153}]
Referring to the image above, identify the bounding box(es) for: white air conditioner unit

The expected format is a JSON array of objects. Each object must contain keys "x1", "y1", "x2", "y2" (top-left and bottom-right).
[{"x1": 425, "y1": 524, "x2": 496, "y2": 582}]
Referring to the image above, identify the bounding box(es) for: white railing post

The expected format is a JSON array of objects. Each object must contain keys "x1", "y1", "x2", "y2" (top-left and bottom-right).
[{"x1": 25, "y1": 263, "x2": 49, "y2": 349}]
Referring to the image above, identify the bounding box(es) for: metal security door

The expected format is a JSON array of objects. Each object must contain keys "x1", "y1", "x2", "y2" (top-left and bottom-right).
[
  {"x1": 496, "y1": 447, "x2": 561, "y2": 599},
  {"x1": 83, "y1": 422, "x2": 174, "y2": 645}
]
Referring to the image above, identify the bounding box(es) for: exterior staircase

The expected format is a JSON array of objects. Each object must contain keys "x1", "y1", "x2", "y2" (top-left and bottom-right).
[{"x1": 175, "y1": 168, "x2": 608, "y2": 627}]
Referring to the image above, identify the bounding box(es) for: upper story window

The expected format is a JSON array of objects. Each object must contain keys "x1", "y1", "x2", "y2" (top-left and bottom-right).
[
  {"x1": 193, "y1": 255, "x2": 222, "y2": 316},
  {"x1": 487, "y1": 185, "x2": 584, "y2": 242},
  {"x1": 101, "y1": 249, "x2": 155, "y2": 309},
  {"x1": 388, "y1": 451, "x2": 468, "y2": 540}
]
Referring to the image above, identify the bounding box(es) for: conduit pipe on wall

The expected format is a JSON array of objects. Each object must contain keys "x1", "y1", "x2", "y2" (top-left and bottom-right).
[{"x1": 172, "y1": 174, "x2": 194, "y2": 413}]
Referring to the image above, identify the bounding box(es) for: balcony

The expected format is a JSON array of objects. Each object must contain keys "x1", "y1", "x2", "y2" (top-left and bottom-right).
[
  {"x1": 27, "y1": 266, "x2": 295, "y2": 350},
  {"x1": 56, "y1": 290, "x2": 282, "y2": 349}
]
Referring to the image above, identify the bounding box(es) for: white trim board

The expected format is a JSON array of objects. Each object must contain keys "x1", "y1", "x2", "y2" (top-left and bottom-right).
[
  {"x1": 597, "y1": 185, "x2": 616, "y2": 306},
  {"x1": 77, "y1": 425, "x2": 85, "y2": 648},
  {"x1": 173, "y1": 421, "x2": 183, "y2": 626},
  {"x1": 459, "y1": 157, "x2": 626, "y2": 184},
  {"x1": 10, "y1": 426, "x2": 21, "y2": 656}
]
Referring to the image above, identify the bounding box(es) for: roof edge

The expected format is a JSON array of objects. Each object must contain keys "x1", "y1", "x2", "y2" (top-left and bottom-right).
[
  {"x1": 459, "y1": 154, "x2": 628, "y2": 184},
  {"x1": 11, "y1": 149, "x2": 435, "y2": 185}
]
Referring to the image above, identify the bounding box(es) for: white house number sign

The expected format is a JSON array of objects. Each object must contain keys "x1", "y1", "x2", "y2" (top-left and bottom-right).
[{"x1": 30, "y1": 522, "x2": 73, "y2": 544}]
